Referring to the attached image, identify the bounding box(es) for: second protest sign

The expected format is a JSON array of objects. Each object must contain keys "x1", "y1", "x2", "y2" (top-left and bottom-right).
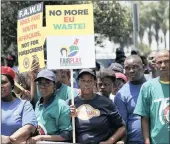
[{"x1": 17, "y1": 2, "x2": 44, "y2": 72}]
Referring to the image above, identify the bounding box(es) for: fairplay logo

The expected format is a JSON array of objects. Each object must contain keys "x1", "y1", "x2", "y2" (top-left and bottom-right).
[{"x1": 60, "y1": 38, "x2": 81, "y2": 66}]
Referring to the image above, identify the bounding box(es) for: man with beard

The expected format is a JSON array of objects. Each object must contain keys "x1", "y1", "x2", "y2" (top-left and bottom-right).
[
  {"x1": 114, "y1": 55, "x2": 146, "y2": 144},
  {"x1": 134, "y1": 50, "x2": 170, "y2": 144}
]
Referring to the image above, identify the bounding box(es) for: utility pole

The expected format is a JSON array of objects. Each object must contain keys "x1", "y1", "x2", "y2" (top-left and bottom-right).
[{"x1": 132, "y1": 1, "x2": 139, "y2": 51}]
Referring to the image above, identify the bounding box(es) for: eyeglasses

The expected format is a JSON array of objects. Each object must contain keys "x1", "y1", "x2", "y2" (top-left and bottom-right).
[{"x1": 37, "y1": 82, "x2": 54, "y2": 87}]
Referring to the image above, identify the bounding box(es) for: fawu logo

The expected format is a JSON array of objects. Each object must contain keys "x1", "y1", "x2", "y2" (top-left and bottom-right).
[{"x1": 77, "y1": 104, "x2": 100, "y2": 120}]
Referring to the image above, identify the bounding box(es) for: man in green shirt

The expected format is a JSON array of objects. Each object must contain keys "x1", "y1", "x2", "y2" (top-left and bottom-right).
[
  {"x1": 51, "y1": 69, "x2": 78, "y2": 100},
  {"x1": 134, "y1": 50, "x2": 170, "y2": 144}
]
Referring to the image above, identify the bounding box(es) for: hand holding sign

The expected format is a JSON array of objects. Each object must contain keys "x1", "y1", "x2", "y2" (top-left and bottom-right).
[
  {"x1": 29, "y1": 58, "x2": 40, "y2": 80},
  {"x1": 70, "y1": 105, "x2": 77, "y2": 117}
]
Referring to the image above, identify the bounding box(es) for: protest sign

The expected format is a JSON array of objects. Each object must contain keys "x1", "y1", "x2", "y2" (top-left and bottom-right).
[
  {"x1": 45, "y1": 4, "x2": 95, "y2": 143},
  {"x1": 17, "y1": 2, "x2": 44, "y2": 72},
  {"x1": 45, "y1": 4, "x2": 95, "y2": 69}
]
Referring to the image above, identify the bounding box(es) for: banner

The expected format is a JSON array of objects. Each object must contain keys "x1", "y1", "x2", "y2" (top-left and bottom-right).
[
  {"x1": 17, "y1": 2, "x2": 44, "y2": 72},
  {"x1": 46, "y1": 4, "x2": 95, "y2": 69}
]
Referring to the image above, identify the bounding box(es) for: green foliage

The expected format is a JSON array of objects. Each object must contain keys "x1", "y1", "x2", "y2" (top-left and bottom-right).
[
  {"x1": 93, "y1": 1, "x2": 133, "y2": 46},
  {"x1": 1, "y1": 1, "x2": 40, "y2": 55},
  {"x1": 138, "y1": 42, "x2": 151, "y2": 55},
  {"x1": 138, "y1": 1, "x2": 169, "y2": 49}
]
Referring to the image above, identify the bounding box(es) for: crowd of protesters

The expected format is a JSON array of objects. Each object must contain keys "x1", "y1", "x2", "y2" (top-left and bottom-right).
[{"x1": 1, "y1": 49, "x2": 169, "y2": 144}]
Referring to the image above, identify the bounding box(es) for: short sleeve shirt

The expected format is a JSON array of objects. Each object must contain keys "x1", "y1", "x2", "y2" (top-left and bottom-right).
[
  {"x1": 35, "y1": 93, "x2": 72, "y2": 140},
  {"x1": 2, "y1": 98, "x2": 38, "y2": 136},
  {"x1": 134, "y1": 77, "x2": 170, "y2": 144}
]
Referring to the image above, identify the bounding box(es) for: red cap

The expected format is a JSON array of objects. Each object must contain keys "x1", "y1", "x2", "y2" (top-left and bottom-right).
[
  {"x1": 1, "y1": 66, "x2": 15, "y2": 79},
  {"x1": 115, "y1": 72, "x2": 127, "y2": 82}
]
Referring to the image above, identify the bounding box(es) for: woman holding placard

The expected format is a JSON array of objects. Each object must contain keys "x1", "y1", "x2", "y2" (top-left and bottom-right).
[{"x1": 69, "y1": 69, "x2": 126, "y2": 144}]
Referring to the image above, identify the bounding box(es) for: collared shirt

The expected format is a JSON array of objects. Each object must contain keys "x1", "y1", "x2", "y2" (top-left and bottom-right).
[
  {"x1": 35, "y1": 92, "x2": 72, "y2": 140},
  {"x1": 38, "y1": 92, "x2": 56, "y2": 108}
]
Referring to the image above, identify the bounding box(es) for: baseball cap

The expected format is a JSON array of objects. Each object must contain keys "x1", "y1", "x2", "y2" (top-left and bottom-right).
[
  {"x1": 115, "y1": 72, "x2": 127, "y2": 82},
  {"x1": 78, "y1": 69, "x2": 96, "y2": 80},
  {"x1": 1, "y1": 66, "x2": 16, "y2": 79},
  {"x1": 34, "y1": 69, "x2": 56, "y2": 83},
  {"x1": 108, "y1": 63, "x2": 123, "y2": 73}
]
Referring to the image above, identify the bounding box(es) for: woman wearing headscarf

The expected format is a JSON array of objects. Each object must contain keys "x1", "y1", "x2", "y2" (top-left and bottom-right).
[
  {"x1": 27, "y1": 69, "x2": 72, "y2": 143},
  {"x1": 1, "y1": 66, "x2": 37, "y2": 144},
  {"x1": 69, "y1": 69, "x2": 126, "y2": 144}
]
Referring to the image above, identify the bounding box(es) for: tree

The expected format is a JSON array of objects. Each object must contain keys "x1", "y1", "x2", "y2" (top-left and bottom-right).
[
  {"x1": 93, "y1": 1, "x2": 133, "y2": 48},
  {"x1": 155, "y1": 1, "x2": 169, "y2": 49},
  {"x1": 138, "y1": 1, "x2": 169, "y2": 50},
  {"x1": 138, "y1": 1, "x2": 151, "y2": 43},
  {"x1": 1, "y1": 1, "x2": 40, "y2": 55},
  {"x1": 138, "y1": 42, "x2": 151, "y2": 55}
]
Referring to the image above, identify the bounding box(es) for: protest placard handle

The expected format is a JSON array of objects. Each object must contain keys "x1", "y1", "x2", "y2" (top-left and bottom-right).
[
  {"x1": 15, "y1": 81, "x2": 25, "y2": 91},
  {"x1": 71, "y1": 69, "x2": 76, "y2": 143}
]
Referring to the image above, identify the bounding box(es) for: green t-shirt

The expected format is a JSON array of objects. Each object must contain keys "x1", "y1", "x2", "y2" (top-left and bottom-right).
[
  {"x1": 134, "y1": 77, "x2": 169, "y2": 144},
  {"x1": 56, "y1": 83, "x2": 78, "y2": 101},
  {"x1": 35, "y1": 93, "x2": 72, "y2": 140}
]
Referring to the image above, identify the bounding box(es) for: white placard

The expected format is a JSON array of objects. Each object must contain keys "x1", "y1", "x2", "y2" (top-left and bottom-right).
[{"x1": 47, "y1": 35, "x2": 95, "y2": 69}]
